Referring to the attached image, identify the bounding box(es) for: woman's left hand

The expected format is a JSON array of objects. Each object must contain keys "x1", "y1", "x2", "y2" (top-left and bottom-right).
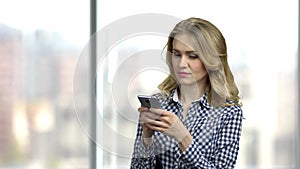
[{"x1": 147, "y1": 108, "x2": 190, "y2": 142}]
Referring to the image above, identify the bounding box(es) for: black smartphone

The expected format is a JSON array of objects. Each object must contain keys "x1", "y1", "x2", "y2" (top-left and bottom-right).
[{"x1": 137, "y1": 95, "x2": 161, "y2": 109}]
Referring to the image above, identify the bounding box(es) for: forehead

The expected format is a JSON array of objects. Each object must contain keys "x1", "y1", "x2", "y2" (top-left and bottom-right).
[{"x1": 172, "y1": 33, "x2": 196, "y2": 51}]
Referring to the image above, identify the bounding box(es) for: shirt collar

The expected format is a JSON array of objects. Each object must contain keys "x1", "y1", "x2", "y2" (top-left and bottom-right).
[
  {"x1": 173, "y1": 88, "x2": 180, "y2": 103},
  {"x1": 169, "y1": 88, "x2": 212, "y2": 109}
]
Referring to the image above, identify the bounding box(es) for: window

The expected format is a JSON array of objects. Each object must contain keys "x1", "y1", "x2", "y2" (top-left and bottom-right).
[
  {"x1": 96, "y1": 0, "x2": 298, "y2": 168},
  {"x1": 0, "y1": 0, "x2": 298, "y2": 169},
  {"x1": 0, "y1": 0, "x2": 90, "y2": 168}
]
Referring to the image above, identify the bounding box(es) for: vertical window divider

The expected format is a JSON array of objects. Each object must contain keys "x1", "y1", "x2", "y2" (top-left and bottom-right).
[
  {"x1": 90, "y1": 0, "x2": 97, "y2": 168},
  {"x1": 297, "y1": 1, "x2": 300, "y2": 167}
]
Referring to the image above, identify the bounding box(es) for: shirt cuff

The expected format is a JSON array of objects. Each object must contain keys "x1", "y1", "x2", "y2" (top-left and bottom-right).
[{"x1": 137, "y1": 137, "x2": 155, "y2": 158}]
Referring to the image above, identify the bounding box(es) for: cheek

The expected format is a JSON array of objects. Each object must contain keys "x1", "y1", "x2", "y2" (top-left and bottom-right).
[
  {"x1": 193, "y1": 62, "x2": 207, "y2": 74},
  {"x1": 171, "y1": 58, "x2": 179, "y2": 68}
]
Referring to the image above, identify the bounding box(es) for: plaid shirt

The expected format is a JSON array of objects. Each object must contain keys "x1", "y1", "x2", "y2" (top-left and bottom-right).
[{"x1": 130, "y1": 89, "x2": 243, "y2": 169}]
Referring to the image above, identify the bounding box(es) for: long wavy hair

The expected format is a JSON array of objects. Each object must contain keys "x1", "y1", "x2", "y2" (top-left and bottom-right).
[{"x1": 158, "y1": 17, "x2": 240, "y2": 107}]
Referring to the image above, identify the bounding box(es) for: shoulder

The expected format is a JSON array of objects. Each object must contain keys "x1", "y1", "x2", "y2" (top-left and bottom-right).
[
  {"x1": 224, "y1": 104, "x2": 242, "y2": 114},
  {"x1": 220, "y1": 104, "x2": 243, "y2": 123},
  {"x1": 209, "y1": 104, "x2": 242, "y2": 121}
]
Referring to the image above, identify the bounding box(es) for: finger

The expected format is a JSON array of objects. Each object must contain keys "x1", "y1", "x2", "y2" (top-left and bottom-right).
[
  {"x1": 158, "y1": 115, "x2": 171, "y2": 125},
  {"x1": 147, "y1": 119, "x2": 169, "y2": 129},
  {"x1": 140, "y1": 112, "x2": 153, "y2": 123},
  {"x1": 138, "y1": 106, "x2": 149, "y2": 112},
  {"x1": 140, "y1": 111, "x2": 160, "y2": 124},
  {"x1": 160, "y1": 110, "x2": 171, "y2": 116},
  {"x1": 146, "y1": 122, "x2": 168, "y2": 133},
  {"x1": 149, "y1": 108, "x2": 164, "y2": 116},
  {"x1": 144, "y1": 111, "x2": 161, "y2": 121},
  {"x1": 140, "y1": 114, "x2": 151, "y2": 124}
]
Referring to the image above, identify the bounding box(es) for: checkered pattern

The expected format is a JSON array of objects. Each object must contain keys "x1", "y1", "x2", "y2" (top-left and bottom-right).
[{"x1": 130, "y1": 89, "x2": 243, "y2": 169}]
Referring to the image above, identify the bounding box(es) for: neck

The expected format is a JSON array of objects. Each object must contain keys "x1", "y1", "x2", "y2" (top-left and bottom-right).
[{"x1": 178, "y1": 83, "x2": 206, "y2": 104}]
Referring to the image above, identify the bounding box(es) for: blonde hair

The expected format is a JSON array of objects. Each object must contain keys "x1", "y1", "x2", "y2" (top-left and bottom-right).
[{"x1": 158, "y1": 17, "x2": 240, "y2": 107}]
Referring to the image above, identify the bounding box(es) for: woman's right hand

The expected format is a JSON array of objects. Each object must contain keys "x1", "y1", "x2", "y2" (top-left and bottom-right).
[
  {"x1": 138, "y1": 107, "x2": 154, "y2": 138},
  {"x1": 138, "y1": 106, "x2": 160, "y2": 147}
]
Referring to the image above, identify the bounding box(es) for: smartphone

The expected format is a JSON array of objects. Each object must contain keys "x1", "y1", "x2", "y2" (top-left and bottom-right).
[{"x1": 137, "y1": 95, "x2": 161, "y2": 109}]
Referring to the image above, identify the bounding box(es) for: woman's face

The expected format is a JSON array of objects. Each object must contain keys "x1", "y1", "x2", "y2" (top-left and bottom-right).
[{"x1": 171, "y1": 33, "x2": 208, "y2": 87}]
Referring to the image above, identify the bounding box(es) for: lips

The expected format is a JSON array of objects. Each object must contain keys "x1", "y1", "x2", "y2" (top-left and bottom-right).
[{"x1": 178, "y1": 72, "x2": 191, "y2": 77}]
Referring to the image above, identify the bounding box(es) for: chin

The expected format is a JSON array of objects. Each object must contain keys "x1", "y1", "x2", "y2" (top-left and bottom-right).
[{"x1": 178, "y1": 80, "x2": 197, "y2": 86}]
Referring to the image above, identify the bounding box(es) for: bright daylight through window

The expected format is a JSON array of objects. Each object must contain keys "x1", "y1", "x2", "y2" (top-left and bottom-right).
[{"x1": 0, "y1": 0, "x2": 298, "y2": 169}]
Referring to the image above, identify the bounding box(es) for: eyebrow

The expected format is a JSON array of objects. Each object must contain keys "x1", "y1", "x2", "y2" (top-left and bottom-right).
[{"x1": 172, "y1": 49, "x2": 197, "y2": 54}]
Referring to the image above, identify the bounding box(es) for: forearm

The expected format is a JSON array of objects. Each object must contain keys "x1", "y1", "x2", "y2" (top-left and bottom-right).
[{"x1": 131, "y1": 124, "x2": 156, "y2": 169}]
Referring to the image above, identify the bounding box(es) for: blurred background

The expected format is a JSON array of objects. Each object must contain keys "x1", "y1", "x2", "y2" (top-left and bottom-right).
[{"x1": 0, "y1": 0, "x2": 298, "y2": 168}]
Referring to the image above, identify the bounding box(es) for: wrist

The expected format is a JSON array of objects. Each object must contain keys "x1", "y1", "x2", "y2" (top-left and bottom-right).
[
  {"x1": 142, "y1": 137, "x2": 152, "y2": 148},
  {"x1": 175, "y1": 128, "x2": 190, "y2": 142},
  {"x1": 178, "y1": 133, "x2": 192, "y2": 153}
]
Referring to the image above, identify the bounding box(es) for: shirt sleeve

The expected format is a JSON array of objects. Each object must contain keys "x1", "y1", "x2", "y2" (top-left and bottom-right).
[
  {"x1": 130, "y1": 122, "x2": 157, "y2": 169},
  {"x1": 179, "y1": 106, "x2": 243, "y2": 169}
]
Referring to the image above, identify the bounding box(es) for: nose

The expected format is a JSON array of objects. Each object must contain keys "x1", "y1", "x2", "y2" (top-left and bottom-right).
[{"x1": 179, "y1": 55, "x2": 188, "y2": 68}]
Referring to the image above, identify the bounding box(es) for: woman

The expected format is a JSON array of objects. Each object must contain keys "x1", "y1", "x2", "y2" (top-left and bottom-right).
[{"x1": 130, "y1": 17, "x2": 243, "y2": 169}]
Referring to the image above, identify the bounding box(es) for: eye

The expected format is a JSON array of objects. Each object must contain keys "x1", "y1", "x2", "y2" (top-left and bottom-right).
[
  {"x1": 188, "y1": 53, "x2": 199, "y2": 59},
  {"x1": 171, "y1": 51, "x2": 181, "y2": 58}
]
